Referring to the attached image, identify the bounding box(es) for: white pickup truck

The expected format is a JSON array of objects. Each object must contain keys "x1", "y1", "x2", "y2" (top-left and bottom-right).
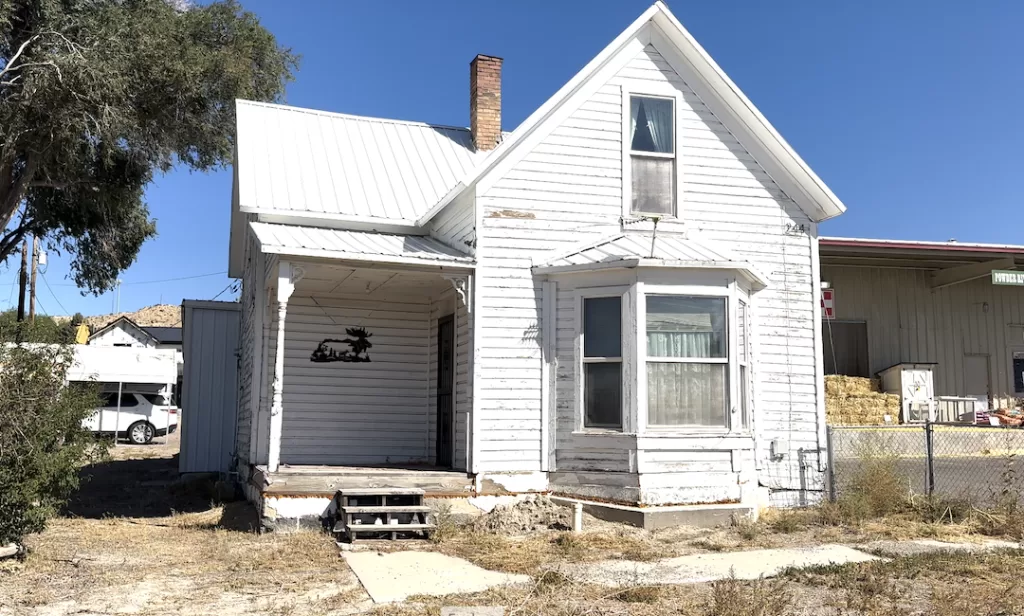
[{"x1": 82, "y1": 391, "x2": 179, "y2": 444}]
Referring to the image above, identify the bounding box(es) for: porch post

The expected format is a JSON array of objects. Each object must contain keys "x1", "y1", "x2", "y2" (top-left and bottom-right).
[{"x1": 267, "y1": 260, "x2": 301, "y2": 473}]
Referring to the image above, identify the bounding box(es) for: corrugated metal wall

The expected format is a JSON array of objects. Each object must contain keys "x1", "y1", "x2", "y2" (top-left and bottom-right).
[
  {"x1": 179, "y1": 301, "x2": 241, "y2": 474},
  {"x1": 822, "y1": 265, "x2": 1024, "y2": 398}
]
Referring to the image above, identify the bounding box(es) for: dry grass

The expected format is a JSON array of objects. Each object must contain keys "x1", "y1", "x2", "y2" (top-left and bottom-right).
[
  {"x1": 427, "y1": 524, "x2": 682, "y2": 576},
  {"x1": 0, "y1": 438, "x2": 367, "y2": 616}
]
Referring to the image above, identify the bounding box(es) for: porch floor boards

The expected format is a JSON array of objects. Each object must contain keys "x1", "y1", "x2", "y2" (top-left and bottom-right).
[{"x1": 254, "y1": 464, "x2": 475, "y2": 497}]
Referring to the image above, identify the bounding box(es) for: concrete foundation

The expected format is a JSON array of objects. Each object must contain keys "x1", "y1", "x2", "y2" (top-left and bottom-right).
[{"x1": 551, "y1": 496, "x2": 755, "y2": 530}]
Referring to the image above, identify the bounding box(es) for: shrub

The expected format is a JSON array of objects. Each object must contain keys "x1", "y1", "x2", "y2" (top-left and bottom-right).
[
  {"x1": 0, "y1": 341, "x2": 101, "y2": 545},
  {"x1": 836, "y1": 451, "x2": 910, "y2": 522}
]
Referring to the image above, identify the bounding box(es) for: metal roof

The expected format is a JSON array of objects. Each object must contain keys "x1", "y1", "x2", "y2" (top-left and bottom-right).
[
  {"x1": 820, "y1": 236, "x2": 1024, "y2": 270},
  {"x1": 143, "y1": 326, "x2": 182, "y2": 345},
  {"x1": 250, "y1": 222, "x2": 474, "y2": 268},
  {"x1": 534, "y1": 232, "x2": 768, "y2": 288},
  {"x1": 235, "y1": 100, "x2": 484, "y2": 223}
]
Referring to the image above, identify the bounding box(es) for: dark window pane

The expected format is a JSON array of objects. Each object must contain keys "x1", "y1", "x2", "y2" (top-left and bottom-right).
[
  {"x1": 584, "y1": 297, "x2": 621, "y2": 358},
  {"x1": 1014, "y1": 353, "x2": 1024, "y2": 393},
  {"x1": 119, "y1": 394, "x2": 139, "y2": 407},
  {"x1": 631, "y1": 156, "x2": 674, "y2": 215},
  {"x1": 585, "y1": 362, "x2": 622, "y2": 428},
  {"x1": 630, "y1": 96, "x2": 674, "y2": 153},
  {"x1": 102, "y1": 393, "x2": 118, "y2": 407},
  {"x1": 143, "y1": 394, "x2": 169, "y2": 406},
  {"x1": 647, "y1": 296, "x2": 726, "y2": 358}
]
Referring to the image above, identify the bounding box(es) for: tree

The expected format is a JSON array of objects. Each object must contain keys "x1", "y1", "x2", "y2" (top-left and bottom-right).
[
  {"x1": 0, "y1": 0, "x2": 297, "y2": 293},
  {"x1": 0, "y1": 308, "x2": 70, "y2": 342},
  {"x1": 0, "y1": 341, "x2": 99, "y2": 545}
]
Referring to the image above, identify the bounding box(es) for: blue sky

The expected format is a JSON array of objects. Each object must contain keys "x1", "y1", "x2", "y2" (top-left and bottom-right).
[{"x1": 9, "y1": 0, "x2": 1023, "y2": 317}]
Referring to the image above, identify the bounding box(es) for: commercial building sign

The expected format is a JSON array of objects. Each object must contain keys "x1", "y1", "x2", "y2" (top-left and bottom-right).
[{"x1": 992, "y1": 270, "x2": 1024, "y2": 286}]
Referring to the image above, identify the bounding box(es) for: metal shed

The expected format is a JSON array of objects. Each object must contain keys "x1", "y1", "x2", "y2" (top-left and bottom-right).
[{"x1": 179, "y1": 300, "x2": 241, "y2": 474}]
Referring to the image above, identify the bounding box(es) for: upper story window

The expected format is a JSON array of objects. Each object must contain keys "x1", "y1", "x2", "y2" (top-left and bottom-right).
[
  {"x1": 582, "y1": 296, "x2": 623, "y2": 429},
  {"x1": 630, "y1": 95, "x2": 675, "y2": 216},
  {"x1": 646, "y1": 296, "x2": 727, "y2": 427}
]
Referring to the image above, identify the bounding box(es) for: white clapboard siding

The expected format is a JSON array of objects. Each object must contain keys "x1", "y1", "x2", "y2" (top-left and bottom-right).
[
  {"x1": 430, "y1": 189, "x2": 476, "y2": 256},
  {"x1": 473, "y1": 43, "x2": 818, "y2": 492},
  {"x1": 278, "y1": 294, "x2": 431, "y2": 466},
  {"x1": 234, "y1": 232, "x2": 257, "y2": 464}
]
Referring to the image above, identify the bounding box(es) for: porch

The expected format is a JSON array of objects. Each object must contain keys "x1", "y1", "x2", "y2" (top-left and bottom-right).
[{"x1": 245, "y1": 224, "x2": 476, "y2": 482}]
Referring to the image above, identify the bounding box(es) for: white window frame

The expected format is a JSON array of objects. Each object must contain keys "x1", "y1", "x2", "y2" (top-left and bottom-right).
[
  {"x1": 575, "y1": 286, "x2": 633, "y2": 433},
  {"x1": 637, "y1": 281, "x2": 746, "y2": 435},
  {"x1": 621, "y1": 85, "x2": 684, "y2": 219}
]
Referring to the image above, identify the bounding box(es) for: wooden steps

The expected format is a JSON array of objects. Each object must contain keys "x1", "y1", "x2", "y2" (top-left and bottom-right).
[{"x1": 333, "y1": 487, "x2": 434, "y2": 542}]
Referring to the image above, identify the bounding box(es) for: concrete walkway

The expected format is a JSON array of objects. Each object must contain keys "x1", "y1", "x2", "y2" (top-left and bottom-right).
[
  {"x1": 343, "y1": 551, "x2": 530, "y2": 603},
  {"x1": 342, "y1": 538, "x2": 1021, "y2": 604},
  {"x1": 566, "y1": 544, "x2": 879, "y2": 586}
]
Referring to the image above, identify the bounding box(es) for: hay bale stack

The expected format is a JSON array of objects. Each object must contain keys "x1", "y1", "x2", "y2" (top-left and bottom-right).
[
  {"x1": 825, "y1": 375, "x2": 899, "y2": 426},
  {"x1": 824, "y1": 375, "x2": 880, "y2": 396}
]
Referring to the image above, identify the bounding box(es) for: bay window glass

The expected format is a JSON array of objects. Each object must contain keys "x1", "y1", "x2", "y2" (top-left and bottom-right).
[
  {"x1": 583, "y1": 296, "x2": 622, "y2": 429},
  {"x1": 630, "y1": 96, "x2": 675, "y2": 216},
  {"x1": 646, "y1": 296, "x2": 728, "y2": 426}
]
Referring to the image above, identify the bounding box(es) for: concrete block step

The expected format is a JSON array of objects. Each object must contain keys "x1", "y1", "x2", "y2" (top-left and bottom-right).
[
  {"x1": 341, "y1": 505, "x2": 431, "y2": 514},
  {"x1": 344, "y1": 523, "x2": 435, "y2": 533},
  {"x1": 339, "y1": 488, "x2": 425, "y2": 496}
]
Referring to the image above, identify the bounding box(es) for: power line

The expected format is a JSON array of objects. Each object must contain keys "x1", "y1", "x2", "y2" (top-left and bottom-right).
[
  {"x1": 46, "y1": 271, "x2": 228, "y2": 287},
  {"x1": 40, "y1": 272, "x2": 70, "y2": 316}
]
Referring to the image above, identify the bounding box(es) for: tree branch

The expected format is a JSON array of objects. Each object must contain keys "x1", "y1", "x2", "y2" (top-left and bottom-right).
[
  {"x1": 0, "y1": 35, "x2": 40, "y2": 83},
  {"x1": 0, "y1": 156, "x2": 38, "y2": 231},
  {"x1": 0, "y1": 222, "x2": 31, "y2": 264}
]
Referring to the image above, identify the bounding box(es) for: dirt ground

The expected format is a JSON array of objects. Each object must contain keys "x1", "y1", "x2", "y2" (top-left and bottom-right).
[{"x1": 3, "y1": 436, "x2": 1023, "y2": 616}]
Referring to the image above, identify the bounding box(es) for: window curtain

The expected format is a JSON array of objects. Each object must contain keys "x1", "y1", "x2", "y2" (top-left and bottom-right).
[
  {"x1": 647, "y1": 363, "x2": 726, "y2": 426},
  {"x1": 646, "y1": 332, "x2": 725, "y2": 426},
  {"x1": 630, "y1": 97, "x2": 673, "y2": 154},
  {"x1": 647, "y1": 331, "x2": 714, "y2": 358}
]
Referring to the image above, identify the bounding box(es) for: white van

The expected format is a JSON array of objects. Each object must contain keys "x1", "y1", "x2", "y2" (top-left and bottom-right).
[{"x1": 82, "y1": 391, "x2": 179, "y2": 444}]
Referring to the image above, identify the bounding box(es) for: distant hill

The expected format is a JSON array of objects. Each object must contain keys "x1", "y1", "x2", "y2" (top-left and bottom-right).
[{"x1": 85, "y1": 304, "x2": 182, "y2": 330}]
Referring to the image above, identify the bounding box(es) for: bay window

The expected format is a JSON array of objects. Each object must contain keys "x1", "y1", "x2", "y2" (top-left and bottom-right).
[
  {"x1": 646, "y1": 296, "x2": 728, "y2": 427},
  {"x1": 582, "y1": 296, "x2": 622, "y2": 429}
]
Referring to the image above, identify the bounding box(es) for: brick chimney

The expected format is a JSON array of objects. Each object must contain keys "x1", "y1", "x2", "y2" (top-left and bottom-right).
[{"x1": 470, "y1": 54, "x2": 502, "y2": 151}]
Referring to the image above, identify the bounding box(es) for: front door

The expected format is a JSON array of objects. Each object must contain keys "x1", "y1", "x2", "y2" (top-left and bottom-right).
[{"x1": 436, "y1": 315, "x2": 455, "y2": 468}]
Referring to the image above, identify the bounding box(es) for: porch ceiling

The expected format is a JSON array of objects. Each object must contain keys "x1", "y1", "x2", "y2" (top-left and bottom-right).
[
  {"x1": 251, "y1": 222, "x2": 474, "y2": 269},
  {"x1": 294, "y1": 262, "x2": 453, "y2": 296}
]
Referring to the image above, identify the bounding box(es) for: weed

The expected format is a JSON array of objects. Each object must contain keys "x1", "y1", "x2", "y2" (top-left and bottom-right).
[
  {"x1": 704, "y1": 576, "x2": 792, "y2": 616},
  {"x1": 611, "y1": 584, "x2": 663, "y2": 604}
]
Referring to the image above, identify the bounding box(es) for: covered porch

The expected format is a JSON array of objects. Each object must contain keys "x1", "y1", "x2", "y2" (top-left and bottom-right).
[{"x1": 245, "y1": 224, "x2": 476, "y2": 496}]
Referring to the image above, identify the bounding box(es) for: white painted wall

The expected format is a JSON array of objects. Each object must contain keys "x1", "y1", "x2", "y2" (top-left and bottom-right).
[
  {"x1": 471, "y1": 43, "x2": 820, "y2": 496},
  {"x1": 89, "y1": 323, "x2": 156, "y2": 348},
  {"x1": 277, "y1": 293, "x2": 431, "y2": 466},
  {"x1": 429, "y1": 189, "x2": 476, "y2": 255}
]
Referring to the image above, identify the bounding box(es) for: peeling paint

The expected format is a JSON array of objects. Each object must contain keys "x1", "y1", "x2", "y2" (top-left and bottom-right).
[{"x1": 486, "y1": 209, "x2": 536, "y2": 219}]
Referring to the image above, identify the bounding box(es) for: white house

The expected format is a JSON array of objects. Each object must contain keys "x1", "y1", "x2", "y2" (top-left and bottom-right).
[
  {"x1": 89, "y1": 317, "x2": 184, "y2": 398},
  {"x1": 229, "y1": 2, "x2": 846, "y2": 528}
]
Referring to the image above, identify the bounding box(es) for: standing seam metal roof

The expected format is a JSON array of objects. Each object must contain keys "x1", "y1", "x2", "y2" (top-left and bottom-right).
[
  {"x1": 235, "y1": 100, "x2": 485, "y2": 222},
  {"x1": 250, "y1": 222, "x2": 473, "y2": 266}
]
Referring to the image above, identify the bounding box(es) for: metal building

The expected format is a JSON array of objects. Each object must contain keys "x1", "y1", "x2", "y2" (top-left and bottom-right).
[
  {"x1": 820, "y1": 237, "x2": 1024, "y2": 404},
  {"x1": 179, "y1": 300, "x2": 241, "y2": 474}
]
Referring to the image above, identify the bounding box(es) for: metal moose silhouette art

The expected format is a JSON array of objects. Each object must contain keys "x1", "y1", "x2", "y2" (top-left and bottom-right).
[{"x1": 310, "y1": 327, "x2": 373, "y2": 363}]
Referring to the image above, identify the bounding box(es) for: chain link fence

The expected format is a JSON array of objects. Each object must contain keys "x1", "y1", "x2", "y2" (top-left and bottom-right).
[{"x1": 827, "y1": 424, "x2": 1024, "y2": 507}]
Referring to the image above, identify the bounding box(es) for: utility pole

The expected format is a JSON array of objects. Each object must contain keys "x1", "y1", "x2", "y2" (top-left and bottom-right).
[
  {"x1": 16, "y1": 240, "x2": 27, "y2": 322},
  {"x1": 28, "y1": 236, "x2": 38, "y2": 322}
]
